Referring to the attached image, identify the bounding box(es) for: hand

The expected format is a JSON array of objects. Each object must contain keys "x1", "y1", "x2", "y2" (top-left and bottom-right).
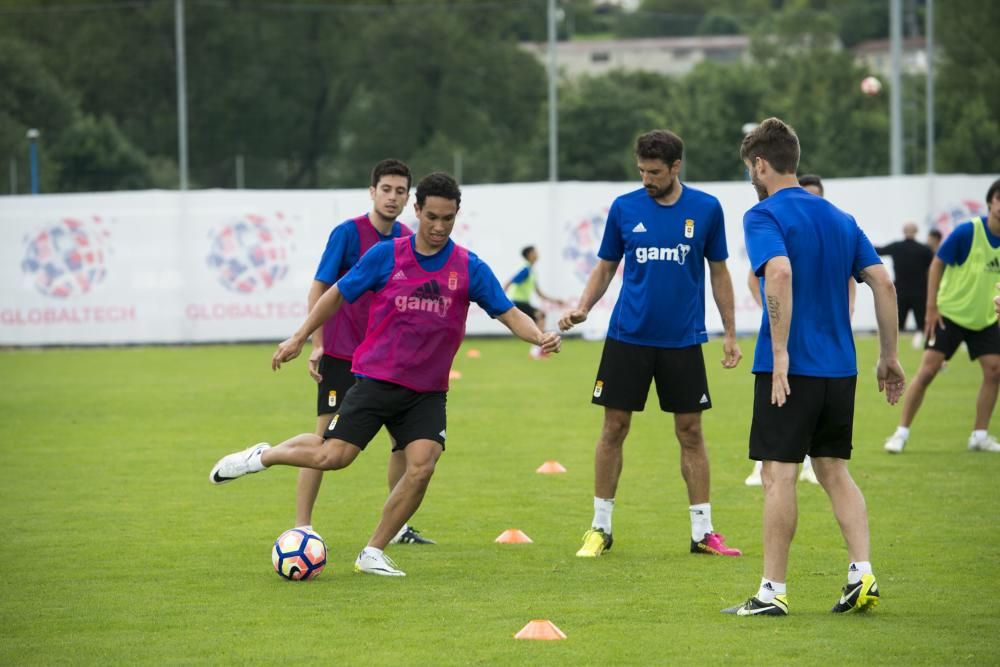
[
  {"x1": 771, "y1": 349, "x2": 790, "y2": 407},
  {"x1": 558, "y1": 308, "x2": 587, "y2": 332},
  {"x1": 272, "y1": 335, "x2": 305, "y2": 371},
  {"x1": 307, "y1": 345, "x2": 324, "y2": 382},
  {"x1": 538, "y1": 330, "x2": 562, "y2": 354},
  {"x1": 721, "y1": 335, "x2": 742, "y2": 369},
  {"x1": 876, "y1": 358, "x2": 906, "y2": 405}
]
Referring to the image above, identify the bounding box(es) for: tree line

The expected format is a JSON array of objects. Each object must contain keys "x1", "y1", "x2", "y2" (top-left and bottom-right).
[{"x1": 0, "y1": 0, "x2": 995, "y2": 193}]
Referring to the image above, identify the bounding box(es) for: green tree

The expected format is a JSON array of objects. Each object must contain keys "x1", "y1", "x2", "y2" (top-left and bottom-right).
[
  {"x1": 0, "y1": 35, "x2": 77, "y2": 193},
  {"x1": 51, "y1": 114, "x2": 152, "y2": 192}
]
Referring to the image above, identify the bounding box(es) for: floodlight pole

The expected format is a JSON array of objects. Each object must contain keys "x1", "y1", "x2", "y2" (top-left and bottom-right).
[
  {"x1": 175, "y1": 0, "x2": 189, "y2": 191},
  {"x1": 925, "y1": 0, "x2": 934, "y2": 176},
  {"x1": 889, "y1": 0, "x2": 903, "y2": 176},
  {"x1": 547, "y1": 0, "x2": 558, "y2": 182}
]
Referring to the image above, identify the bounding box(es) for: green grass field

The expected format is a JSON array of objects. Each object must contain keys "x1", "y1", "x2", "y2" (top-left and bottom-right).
[{"x1": 1, "y1": 336, "x2": 997, "y2": 665}]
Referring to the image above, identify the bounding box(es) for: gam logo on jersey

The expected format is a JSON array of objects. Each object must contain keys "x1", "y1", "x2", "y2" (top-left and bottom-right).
[
  {"x1": 21, "y1": 216, "x2": 111, "y2": 299},
  {"x1": 635, "y1": 244, "x2": 691, "y2": 265},
  {"x1": 394, "y1": 280, "x2": 454, "y2": 317},
  {"x1": 206, "y1": 213, "x2": 295, "y2": 294}
]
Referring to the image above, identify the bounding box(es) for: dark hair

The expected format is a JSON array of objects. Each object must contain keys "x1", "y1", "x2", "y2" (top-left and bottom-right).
[
  {"x1": 797, "y1": 173, "x2": 823, "y2": 193},
  {"x1": 987, "y1": 177, "x2": 1000, "y2": 205},
  {"x1": 370, "y1": 159, "x2": 411, "y2": 189},
  {"x1": 927, "y1": 229, "x2": 942, "y2": 240},
  {"x1": 740, "y1": 117, "x2": 800, "y2": 175},
  {"x1": 415, "y1": 172, "x2": 461, "y2": 208},
  {"x1": 635, "y1": 130, "x2": 684, "y2": 164},
  {"x1": 521, "y1": 245, "x2": 535, "y2": 260}
]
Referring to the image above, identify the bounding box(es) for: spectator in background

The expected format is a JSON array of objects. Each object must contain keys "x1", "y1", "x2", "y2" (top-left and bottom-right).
[
  {"x1": 927, "y1": 229, "x2": 943, "y2": 254},
  {"x1": 874, "y1": 223, "x2": 934, "y2": 347}
]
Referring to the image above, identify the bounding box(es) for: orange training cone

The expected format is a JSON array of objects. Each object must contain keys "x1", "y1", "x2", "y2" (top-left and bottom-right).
[
  {"x1": 514, "y1": 619, "x2": 567, "y2": 640},
  {"x1": 466, "y1": 348, "x2": 481, "y2": 358},
  {"x1": 448, "y1": 369, "x2": 462, "y2": 380},
  {"x1": 495, "y1": 529, "x2": 533, "y2": 544},
  {"x1": 536, "y1": 460, "x2": 567, "y2": 474}
]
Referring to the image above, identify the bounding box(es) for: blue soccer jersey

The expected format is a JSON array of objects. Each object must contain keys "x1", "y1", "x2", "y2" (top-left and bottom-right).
[
  {"x1": 743, "y1": 187, "x2": 882, "y2": 377},
  {"x1": 598, "y1": 185, "x2": 728, "y2": 347},
  {"x1": 338, "y1": 236, "x2": 514, "y2": 317},
  {"x1": 314, "y1": 217, "x2": 410, "y2": 284}
]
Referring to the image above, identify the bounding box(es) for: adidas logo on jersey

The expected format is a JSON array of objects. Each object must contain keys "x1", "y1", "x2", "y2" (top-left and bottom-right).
[
  {"x1": 986, "y1": 257, "x2": 1000, "y2": 273},
  {"x1": 394, "y1": 280, "x2": 454, "y2": 317},
  {"x1": 392, "y1": 269, "x2": 408, "y2": 281},
  {"x1": 636, "y1": 244, "x2": 691, "y2": 265},
  {"x1": 632, "y1": 222, "x2": 648, "y2": 233}
]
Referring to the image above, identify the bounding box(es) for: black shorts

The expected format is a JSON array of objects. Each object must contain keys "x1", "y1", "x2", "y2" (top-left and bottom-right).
[
  {"x1": 927, "y1": 317, "x2": 1000, "y2": 361},
  {"x1": 324, "y1": 377, "x2": 447, "y2": 451},
  {"x1": 316, "y1": 355, "x2": 357, "y2": 416},
  {"x1": 749, "y1": 374, "x2": 856, "y2": 463},
  {"x1": 591, "y1": 337, "x2": 711, "y2": 413},
  {"x1": 513, "y1": 300, "x2": 538, "y2": 321}
]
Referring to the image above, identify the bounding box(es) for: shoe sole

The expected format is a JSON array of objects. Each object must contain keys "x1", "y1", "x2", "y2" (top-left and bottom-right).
[{"x1": 353, "y1": 564, "x2": 406, "y2": 577}]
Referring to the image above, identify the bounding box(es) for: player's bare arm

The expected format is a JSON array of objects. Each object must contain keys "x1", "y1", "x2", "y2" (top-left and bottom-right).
[
  {"x1": 763, "y1": 256, "x2": 793, "y2": 406},
  {"x1": 306, "y1": 279, "x2": 332, "y2": 382},
  {"x1": 708, "y1": 260, "x2": 742, "y2": 369},
  {"x1": 860, "y1": 264, "x2": 906, "y2": 404},
  {"x1": 273, "y1": 286, "x2": 346, "y2": 371},
  {"x1": 498, "y1": 307, "x2": 562, "y2": 354},
  {"x1": 559, "y1": 258, "x2": 620, "y2": 331},
  {"x1": 923, "y1": 256, "x2": 946, "y2": 342}
]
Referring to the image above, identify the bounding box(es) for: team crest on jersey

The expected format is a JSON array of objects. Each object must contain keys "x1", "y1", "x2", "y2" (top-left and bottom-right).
[
  {"x1": 684, "y1": 219, "x2": 695, "y2": 238},
  {"x1": 593, "y1": 380, "x2": 604, "y2": 398},
  {"x1": 327, "y1": 390, "x2": 337, "y2": 407},
  {"x1": 448, "y1": 271, "x2": 458, "y2": 290}
]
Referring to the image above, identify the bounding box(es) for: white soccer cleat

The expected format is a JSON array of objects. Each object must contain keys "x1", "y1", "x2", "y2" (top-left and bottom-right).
[
  {"x1": 884, "y1": 433, "x2": 907, "y2": 454},
  {"x1": 799, "y1": 465, "x2": 819, "y2": 484},
  {"x1": 354, "y1": 549, "x2": 406, "y2": 577},
  {"x1": 209, "y1": 443, "x2": 270, "y2": 484},
  {"x1": 744, "y1": 461, "x2": 763, "y2": 486},
  {"x1": 968, "y1": 433, "x2": 1000, "y2": 452}
]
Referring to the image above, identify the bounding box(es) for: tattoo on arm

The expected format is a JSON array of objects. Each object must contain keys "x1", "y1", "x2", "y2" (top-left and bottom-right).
[{"x1": 766, "y1": 296, "x2": 781, "y2": 324}]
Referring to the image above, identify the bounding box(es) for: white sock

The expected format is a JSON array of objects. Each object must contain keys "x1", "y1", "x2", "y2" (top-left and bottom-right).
[
  {"x1": 362, "y1": 546, "x2": 384, "y2": 559},
  {"x1": 248, "y1": 449, "x2": 267, "y2": 472},
  {"x1": 295, "y1": 524, "x2": 313, "y2": 532},
  {"x1": 592, "y1": 497, "x2": 614, "y2": 533},
  {"x1": 689, "y1": 503, "x2": 713, "y2": 541},
  {"x1": 757, "y1": 578, "x2": 786, "y2": 602},
  {"x1": 848, "y1": 561, "x2": 872, "y2": 584},
  {"x1": 971, "y1": 429, "x2": 988, "y2": 442},
  {"x1": 894, "y1": 426, "x2": 910, "y2": 440}
]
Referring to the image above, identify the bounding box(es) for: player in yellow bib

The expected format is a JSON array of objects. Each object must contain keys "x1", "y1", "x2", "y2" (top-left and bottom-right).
[{"x1": 884, "y1": 178, "x2": 1000, "y2": 453}]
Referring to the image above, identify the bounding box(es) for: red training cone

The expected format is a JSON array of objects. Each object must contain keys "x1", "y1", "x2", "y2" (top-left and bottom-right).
[
  {"x1": 514, "y1": 619, "x2": 567, "y2": 640},
  {"x1": 536, "y1": 460, "x2": 567, "y2": 474},
  {"x1": 495, "y1": 529, "x2": 533, "y2": 544}
]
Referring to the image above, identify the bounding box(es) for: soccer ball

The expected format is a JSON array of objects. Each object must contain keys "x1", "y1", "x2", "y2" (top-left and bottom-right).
[
  {"x1": 860, "y1": 76, "x2": 882, "y2": 96},
  {"x1": 272, "y1": 528, "x2": 327, "y2": 581}
]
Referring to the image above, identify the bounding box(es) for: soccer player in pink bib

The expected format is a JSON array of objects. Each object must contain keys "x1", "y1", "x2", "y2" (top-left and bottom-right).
[{"x1": 210, "y1": 172, "x2": 561, "y2": 577}]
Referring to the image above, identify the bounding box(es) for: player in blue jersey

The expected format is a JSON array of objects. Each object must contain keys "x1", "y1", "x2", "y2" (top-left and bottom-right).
[
  {"x1": 299, "y1": 159, "x2": 434, "y2": 545},
  {"x1": 722, "y1": 117, "x2": 905, "y2": 617},
  {"x1": 559, "y1": 129, "x2": 744, "y2": 559}
]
